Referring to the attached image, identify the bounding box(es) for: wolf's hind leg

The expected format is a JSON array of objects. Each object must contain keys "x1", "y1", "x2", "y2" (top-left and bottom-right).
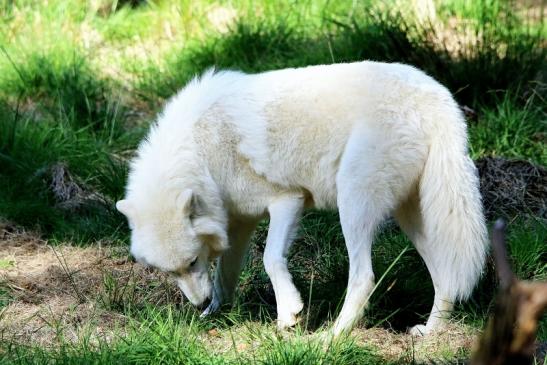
[
  {"x1": 394, "y1": 193, "x2": 454, "y2": 336},
  {"x1": 331, "y1": 128, "x2": 422, "y2": 336},
  {"x1": 264, "y1": 195, "x2": 305, "y2": 329},
  {"x1": 202, "y1": 219, "x2": 258, "y2": 317},
  {"x1": 331, "y1": 188, "x2": 388, "y2": 336}
]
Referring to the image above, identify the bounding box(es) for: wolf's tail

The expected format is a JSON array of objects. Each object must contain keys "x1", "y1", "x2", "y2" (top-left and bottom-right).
[{"x1": 418, "y1": 100, "x2": 488, "y2": 301}]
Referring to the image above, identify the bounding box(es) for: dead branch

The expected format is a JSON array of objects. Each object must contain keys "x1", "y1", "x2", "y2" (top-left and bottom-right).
[{"x1": 471, "y1": 219, "x2": 547, "y2": 365}]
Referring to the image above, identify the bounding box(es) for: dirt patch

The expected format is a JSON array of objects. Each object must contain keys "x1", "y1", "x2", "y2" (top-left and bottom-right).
[
  {"x1": 0, "y1": 221, "x2": 180, "y2": 346},
  {"x1": 477, "y1": 157, "x2": 547, "y2": 219},
  {"x1": 352, "y1": 324, "x2": 476, "y2": 362}
]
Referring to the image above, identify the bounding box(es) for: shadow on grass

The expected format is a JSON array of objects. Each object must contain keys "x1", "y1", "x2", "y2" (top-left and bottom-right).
[
  {"x1": 0, "y1": 53, "x2": 145, "y2": 243},
  {"x1": 233, "y1": 214, "x2": 545, "y2": 337},
  {"x1": 233, "y1": 215, "x2": 433, "y2": 333}
]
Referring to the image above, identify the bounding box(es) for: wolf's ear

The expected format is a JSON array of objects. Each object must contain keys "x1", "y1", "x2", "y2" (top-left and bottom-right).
[
  {"x1": 177, "y1": 189, "x2": 194, "y2": 216},
  {"x1": 192, "y1": 217, "x2": 229, "y2": 252},
  {"x1": 178, "y1": 189, "x2": 206, "y2": 219},
  {"x1": 116, "y1": 200, "x2": 134, "y2": 218}
]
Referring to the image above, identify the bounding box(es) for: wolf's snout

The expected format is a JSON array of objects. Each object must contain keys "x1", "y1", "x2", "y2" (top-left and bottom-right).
[
  {"x1": 130, "y1": 253, "x2": 150, "y2": 268},
  {"x1": 197, "y1": 296, "x2": 212, "y2": 310}
]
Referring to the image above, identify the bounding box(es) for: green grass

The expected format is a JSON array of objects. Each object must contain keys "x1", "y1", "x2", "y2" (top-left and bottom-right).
[
  {"x1": 0, "y1": 51, "x2": 145, "y2": 242},
  {"x1": 0, "y1": 305, "x2": 389, "y2": 365},
  {"x1": 469, "y1": 92, "x2": 547, "y2": 164},
  {"x1": 0, "y1": 0, "x2": 545, "y2": 363},
  {"x1": 0, "y1": 101, "x2": 136, "y2": 242},
  {"x1": 134, "y1": 0, "x2": 545, "y2": 107}
]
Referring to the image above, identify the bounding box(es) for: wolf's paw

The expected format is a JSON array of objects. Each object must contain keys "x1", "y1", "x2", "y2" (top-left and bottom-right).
[
  {"x1": 277, "y1": 309, "x2": 302, "y2": 329},
  {"x1": 408, "y1": 324, "x2": 428, "y2": 336},
  {"x1": 276, "y1": 298, "x2": 304, "y2": 329}
]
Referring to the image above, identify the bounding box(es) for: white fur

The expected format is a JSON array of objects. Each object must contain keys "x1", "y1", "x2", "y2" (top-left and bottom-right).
[{"x1": 117, "y1": 61, "x2": 488, "y2": 336}]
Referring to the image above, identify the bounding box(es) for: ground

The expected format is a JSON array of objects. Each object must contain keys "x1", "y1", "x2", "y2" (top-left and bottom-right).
[{"x1": 0, "y1": 221, "x2": 477, "y2": 363}]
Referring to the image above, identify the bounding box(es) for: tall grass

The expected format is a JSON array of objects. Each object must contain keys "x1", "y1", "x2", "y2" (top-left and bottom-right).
[
  {"x1": 0, "y1": 52, "x2": 144, "y2": 242},
  {"x1": 135, "y1": 0, "x2": 545, "y2": 108},
  {"x1": 469, "y1": 92, "x2": 547, "y2": 164}
]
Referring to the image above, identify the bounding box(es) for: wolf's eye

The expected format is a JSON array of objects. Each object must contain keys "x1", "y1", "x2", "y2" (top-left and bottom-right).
[{"x1": 189, "y1": 257, "x2": 198, "y2": 267}]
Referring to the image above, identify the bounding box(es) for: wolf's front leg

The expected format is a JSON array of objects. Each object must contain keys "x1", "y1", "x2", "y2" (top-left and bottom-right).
[
  {"x1": 201, "y1": 219, "x2": 258, "y2": 317},
  {"x1": 264, "y1": 196, "x2": 305, "y2": 329}
]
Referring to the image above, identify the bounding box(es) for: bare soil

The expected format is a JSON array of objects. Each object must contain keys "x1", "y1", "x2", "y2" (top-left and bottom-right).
[
  {"x1": 0, "y1": 221, "x2": 178, "y2": 347},
  {"x1": 477, "y1": 157, "x2": 547, "y2": 219}
]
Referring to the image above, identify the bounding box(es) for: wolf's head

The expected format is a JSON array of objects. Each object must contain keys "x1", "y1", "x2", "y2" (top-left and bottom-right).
[{"x1": 116, "y1": 188, "x2": 228, "y2": 306}]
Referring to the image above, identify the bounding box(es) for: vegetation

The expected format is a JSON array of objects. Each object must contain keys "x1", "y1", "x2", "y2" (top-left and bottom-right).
[{"x1": 0, "y1": 0, "x2": 545, "y2": 363}]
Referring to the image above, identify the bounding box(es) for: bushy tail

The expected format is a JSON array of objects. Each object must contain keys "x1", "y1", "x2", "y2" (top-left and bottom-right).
[{"x1": 419, "y1": 105, "x2": 488, "y2": 301}]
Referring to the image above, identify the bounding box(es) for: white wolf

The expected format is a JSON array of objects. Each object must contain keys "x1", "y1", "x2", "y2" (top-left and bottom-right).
[{"x1": 116, "y1": 61, "x2": 488, "y2": 336}]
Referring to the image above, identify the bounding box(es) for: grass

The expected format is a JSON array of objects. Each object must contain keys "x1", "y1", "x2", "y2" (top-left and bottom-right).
[
  {"x1": 469, "y1": 91, "x2": 547, "y2": 164},
  {"x1": 134, "y1": 0, "x2": 545, "y2": 107},
  {"x1": 0, "y1": 51, "x2": 144, "y2": 242},
  {"x1": 0, "y1": 305, "x2": 390, "y2": 365},
  {"x1": 0, "y1": 219, "x2": 544, "y2": 363},
  {"x1": 0, "y1": 0, "x2": 545, "y2": 363}
]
